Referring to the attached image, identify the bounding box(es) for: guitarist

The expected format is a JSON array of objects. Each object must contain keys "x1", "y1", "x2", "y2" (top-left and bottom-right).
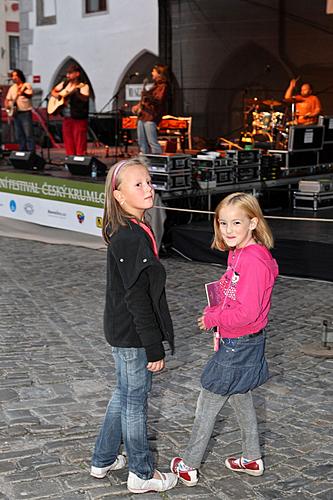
[
  {"x1": 51, "y1": 63, "x2": 90, "y2": 156},
  {"x1": 5, "y1": 69, "x2": 35, "y2": 151},
  {"x1": 132, "y1": 64, "x2": 169, "y2": 154}
]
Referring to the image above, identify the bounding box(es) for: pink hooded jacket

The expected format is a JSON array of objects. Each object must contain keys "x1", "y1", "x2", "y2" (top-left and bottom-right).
[{"x1": 203, "y1": 244, "x2": 278, "y2": 338}]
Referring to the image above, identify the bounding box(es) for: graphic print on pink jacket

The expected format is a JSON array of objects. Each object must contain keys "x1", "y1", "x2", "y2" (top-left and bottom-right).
[{"x1": 203, "y1": 244, "x2": 279, "y2": 338}]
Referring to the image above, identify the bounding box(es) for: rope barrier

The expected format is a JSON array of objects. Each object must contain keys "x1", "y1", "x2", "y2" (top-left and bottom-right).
[{"x1": 153, "y1": 204, "x2": 333, "y2": 222}]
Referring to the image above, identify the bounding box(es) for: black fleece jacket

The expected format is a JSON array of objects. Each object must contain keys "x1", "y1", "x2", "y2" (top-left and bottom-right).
[{"x1": 103, "y1": 220, "x2": 174, "y2": 362}]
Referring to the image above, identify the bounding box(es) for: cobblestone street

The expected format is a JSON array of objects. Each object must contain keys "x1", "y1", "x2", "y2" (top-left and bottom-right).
[{"x1": 0, "y1": 236, "x2": 332, "y2": 499}]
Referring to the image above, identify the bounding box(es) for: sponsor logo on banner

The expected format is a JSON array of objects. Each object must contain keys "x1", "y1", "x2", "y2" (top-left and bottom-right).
[
  {"x1": 96, "y1": 216, "x2": 103, "y2": 228},
  {"x1": 76, "y1": 211, "x2": 85, "y2": 224},
  {"x1": 9, "y1": 200, "x2": 17, "y2": 212},
  {"x1": 24, "y1": 203, "x2": 34, "y2": 215},
  {"x1": 48, "y1": 209, "x2": 66, "y2": 218}
]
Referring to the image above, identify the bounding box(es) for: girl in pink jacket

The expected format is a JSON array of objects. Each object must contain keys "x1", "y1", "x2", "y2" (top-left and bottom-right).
[{"x1": 171, "y1": 192, "x2": 278, "y2": 486}]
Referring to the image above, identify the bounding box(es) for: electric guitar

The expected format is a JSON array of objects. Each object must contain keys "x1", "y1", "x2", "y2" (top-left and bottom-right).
[
  {"x1": 6, "y1": 101, "x2": 17, "y2": 118},
  {"x1": 47, "y1": 83, "x2": 85, "y2": 115},
  {"x1": 6, "y1": 83, "x2": 28, "y2": 117},
  {"x1": 133, "y1": 79, "x2": 150, "y2": 118}
]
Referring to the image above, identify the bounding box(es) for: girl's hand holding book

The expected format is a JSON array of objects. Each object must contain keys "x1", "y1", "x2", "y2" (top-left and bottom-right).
[{"x1": 197, "y1": 315, "x2": 207, "y2": 331}]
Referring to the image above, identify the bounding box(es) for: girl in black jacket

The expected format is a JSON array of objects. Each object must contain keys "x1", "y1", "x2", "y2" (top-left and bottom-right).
[{"x1": 91, "y1": 157, "x2": 177, "y2": 494}]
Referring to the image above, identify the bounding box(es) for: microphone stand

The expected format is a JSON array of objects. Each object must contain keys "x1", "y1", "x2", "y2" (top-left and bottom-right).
[
  {"x1": 34, "y1": 92, "x2": 62, "y2": 167},
  {"x1": 111, "y1": 91, "x2": 123, "y2": 163},
  {"x1": 98, "y1": 78, "x2": 134, "y2": 162}
]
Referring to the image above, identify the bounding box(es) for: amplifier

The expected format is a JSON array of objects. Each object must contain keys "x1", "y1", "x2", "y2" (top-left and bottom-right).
[
  {"x1": 190, "y1": 157, "x2": 215, "y2": 170},
  {"x1": 298, "y1": 179, "x2": 332, "y2": 193},
  {"x1": 319, "y1": 143, "x2": 333, "y2": 165},
  {"x1": 226, "y1": 149, "x2": 260, "y2": 166},
  {"x1": 215, "y1": 167, "x2": 234, "y2": 185},
  {"x1": 234, "y1": 164, "x2": 260, "y2": 182},
  {"x1": 145, "y1": 154, "x2": 191, "y2": 172},
  {"x1": 260, "y1": 155, "x2": 282, "y2": 180},
  {"x1": 149, "y1": 169, "x2": 192, "y2": 191}
]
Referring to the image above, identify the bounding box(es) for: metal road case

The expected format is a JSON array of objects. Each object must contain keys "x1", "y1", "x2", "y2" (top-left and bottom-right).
[
  {"x1": 145, "y1": 154, "x2": 191, "y2": 172},
  {"x1": 149, "y1": 169, "x2": 192, "y2": 191},
  {"x1": 293, "y1": 190, "x2": 333, "y2": 211}
]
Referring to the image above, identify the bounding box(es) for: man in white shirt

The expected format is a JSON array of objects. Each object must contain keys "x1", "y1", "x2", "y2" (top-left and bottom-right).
[{"x1": 5, "y1": 69, "x2": 35, "y2": 151}]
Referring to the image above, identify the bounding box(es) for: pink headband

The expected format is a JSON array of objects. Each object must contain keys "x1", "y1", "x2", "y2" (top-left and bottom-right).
[{"x1": 112, "y1": 160, "x2": 129, "y2": 191}]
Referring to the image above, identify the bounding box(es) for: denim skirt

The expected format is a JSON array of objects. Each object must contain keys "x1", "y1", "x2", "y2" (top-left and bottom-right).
[{"x1": 200, "y1": 331, "x2": 269, "y2": 396}]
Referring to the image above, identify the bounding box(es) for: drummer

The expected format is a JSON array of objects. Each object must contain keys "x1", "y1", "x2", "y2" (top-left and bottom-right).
[{"x1": 284, "y1": 79, "x2": 321, "y2": 125}]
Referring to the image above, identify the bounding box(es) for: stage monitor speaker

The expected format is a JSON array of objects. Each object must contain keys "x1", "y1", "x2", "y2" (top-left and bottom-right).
[
  {"x1": 318, "y1": 116, "x2": 333, "y2": 144},
  {"x1": 65, "y1": 155, "x2": 107, "y2": 177},
  {"x1": 288, "y1": 125, "x2": 324, "y2": 152},
  {"x1": 9, "y1": 151, "x2": 46, "y2": 171}
]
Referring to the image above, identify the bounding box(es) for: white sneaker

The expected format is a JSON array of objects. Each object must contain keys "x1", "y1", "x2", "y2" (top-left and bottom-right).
[
  {"x1": 90, "y1": 454, "x2": 126, "y2": 478},
  {"x1": 127, "y1": 470, "x2": 178, "y2": 493}
]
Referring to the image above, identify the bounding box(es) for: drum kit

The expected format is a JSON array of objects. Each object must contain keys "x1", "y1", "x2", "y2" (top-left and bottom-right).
[{"x1": 243, "y1": 97, "x2": 289, "y2": 148}]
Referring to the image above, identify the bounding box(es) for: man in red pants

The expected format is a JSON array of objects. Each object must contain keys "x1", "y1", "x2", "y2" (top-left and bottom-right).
[{"x1": 51, "y1": 63, "x2": 90, "y2": 156}]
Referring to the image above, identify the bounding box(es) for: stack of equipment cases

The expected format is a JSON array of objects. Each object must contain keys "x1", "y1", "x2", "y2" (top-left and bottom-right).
[
  {"x1": 260, "y1": 153, "x2": 282, "y2": 180},
  {"x1": 215, "y1": 156, "x2": 234, "y2": 186},
  {"x1": 226, "y1": 150, "x2": 260, "y2": 182},
  {"x1": 190, "y1": 155, "x2": 217, "y2": 189},
  {"x1": 145, "y1": 154, "x2": 192, "y2": 191},
  {"x1": 318, "y1": 116, "x2": 333, "y2": 171},
  {"x1": 293, "y1": 178, "x2": 333, "y2": 211}
]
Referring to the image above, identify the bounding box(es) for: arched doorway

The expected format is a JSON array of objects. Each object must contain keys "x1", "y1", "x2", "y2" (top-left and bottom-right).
[
  {"x1": 49, "y1": 57, "x2": 95, "y2": 111},
  {"x1": 206, "y1": 43, "x2": 290, "y2": 141}
]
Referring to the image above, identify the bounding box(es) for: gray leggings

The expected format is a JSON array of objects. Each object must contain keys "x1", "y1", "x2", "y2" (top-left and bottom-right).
[{"x1": 183, "y1": 388, "x2": 261, "y2": 469}]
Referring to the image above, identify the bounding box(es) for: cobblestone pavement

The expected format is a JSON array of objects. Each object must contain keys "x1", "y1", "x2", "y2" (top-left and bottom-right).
[{"x1": 0, "y1": 236, "x2": 332, "y2": 500}]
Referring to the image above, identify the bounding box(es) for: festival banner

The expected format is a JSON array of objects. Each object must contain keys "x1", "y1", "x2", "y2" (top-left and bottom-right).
[{"x1": 0, "y1": 171, "x2": 105, "y2": 236}]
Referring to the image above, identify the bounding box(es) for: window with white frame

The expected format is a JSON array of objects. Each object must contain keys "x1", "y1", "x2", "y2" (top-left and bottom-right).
[
  {"x1": 36, "y1": 0, "x2": 57, "y2": 26},
  {"x1": 9, "y1": 36, "x2": 20, "y2": 70},
  {"x1": 85, "y1": 0, "x2": 107, "y2": 14}
]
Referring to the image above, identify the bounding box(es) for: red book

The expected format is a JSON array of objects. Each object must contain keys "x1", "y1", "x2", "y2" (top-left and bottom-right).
[
  {"x1": 205, "y1": 280, "x2": 221, "y2": 307},
  {"x1": 205, "y1": 280, "x2": 221, "y2": 351}
]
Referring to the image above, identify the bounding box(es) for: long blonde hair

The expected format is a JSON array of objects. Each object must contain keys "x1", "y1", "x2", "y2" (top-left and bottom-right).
[
  {"x1": 102, "y1": 156, "x2": 150, "y2": 243},
  {"x1": 212, "y1": 192, "x2": 274, "y2": 251}
]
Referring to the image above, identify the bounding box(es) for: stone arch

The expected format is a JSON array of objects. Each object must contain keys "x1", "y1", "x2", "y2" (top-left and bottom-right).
[
  {"x1": 205, "y1": 43, "x2": 291, "y2": 140},
  {"x1": 49, "y1": 56, "x2": 96, "y2": 110},
  {"x1": 113, "y1": 50, "x2": 181, "y2": 115}
]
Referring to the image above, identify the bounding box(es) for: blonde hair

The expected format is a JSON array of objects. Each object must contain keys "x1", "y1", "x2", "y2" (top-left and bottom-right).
[
  {"x1": 212, "y1": 192, "x2": 274, "y2": 251},
  {"x1": 102, "y1": 156, "x2": 151, "y2": 243}
]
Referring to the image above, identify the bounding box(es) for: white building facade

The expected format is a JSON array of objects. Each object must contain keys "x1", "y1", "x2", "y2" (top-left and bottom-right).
[
  {"x1": 20, "y1": 0, "x2": 160, "y2": 111},
  {"x1": 0, "y1": 0, "x2": 20, "y2": 85}
]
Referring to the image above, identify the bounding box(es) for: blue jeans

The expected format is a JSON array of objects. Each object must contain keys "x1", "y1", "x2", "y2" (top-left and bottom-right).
[
  {"x1": 14, "y1": 111, "x2": 35, "y2": 151},
  {"x1": 92, "y1": 347, "x2": 154, "y2": 479},
  {"x1": 137, "y1": 120, "x2": 162, "y2": 154}
]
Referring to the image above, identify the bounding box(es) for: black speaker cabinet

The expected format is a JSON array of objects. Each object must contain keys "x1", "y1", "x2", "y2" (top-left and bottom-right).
[
  {"x1": 9, "y1": 151, "x2": 46, "y2": 171},
  {"x1": 65, "y1": 155, "x2": 107, "y2": 177}
]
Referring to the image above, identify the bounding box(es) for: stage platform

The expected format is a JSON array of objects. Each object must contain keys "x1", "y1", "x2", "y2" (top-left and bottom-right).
[{"x1": 168, "y1": 209, "x2": 333, "y2": 282}]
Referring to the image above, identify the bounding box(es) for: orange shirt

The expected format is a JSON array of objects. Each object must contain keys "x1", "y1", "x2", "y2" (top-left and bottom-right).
[{"x1": 295, "y1": 95, "x2": 321, "y2": 125}]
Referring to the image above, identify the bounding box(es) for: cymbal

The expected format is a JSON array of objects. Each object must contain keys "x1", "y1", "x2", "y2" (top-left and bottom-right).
[
  {"x1": 262, "y1": 99, "x2": 282, "y2": 107},
  {"x1": 244, "y1": 98, "x2": 263, "y2": 105}
]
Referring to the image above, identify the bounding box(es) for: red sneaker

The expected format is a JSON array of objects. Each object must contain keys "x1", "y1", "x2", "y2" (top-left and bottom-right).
[
  {"x1": 170, "y1": 457, "x2": 198, "y2": 486},
  {"x1": 225, "y1": 457, "x2": 264, "y2": 476}
]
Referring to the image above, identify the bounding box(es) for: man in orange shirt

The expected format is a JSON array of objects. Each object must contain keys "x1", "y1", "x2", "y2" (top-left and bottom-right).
[{"x1": 284, "y1": 79, "x2": 321, "y2": 125}]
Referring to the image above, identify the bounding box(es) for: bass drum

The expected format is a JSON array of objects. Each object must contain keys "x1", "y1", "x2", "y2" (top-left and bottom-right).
[{"x1": 252, "y1": 132, "x2": 273, "y2": 144}]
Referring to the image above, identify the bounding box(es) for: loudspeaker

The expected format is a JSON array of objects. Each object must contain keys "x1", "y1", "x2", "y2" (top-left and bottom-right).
[
  {"x1": 65, "y1": 156, "x2": 107, "y2": 177},
  {"x1": 9, "y1": 151, "x2": 46, "y2": 171}
]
